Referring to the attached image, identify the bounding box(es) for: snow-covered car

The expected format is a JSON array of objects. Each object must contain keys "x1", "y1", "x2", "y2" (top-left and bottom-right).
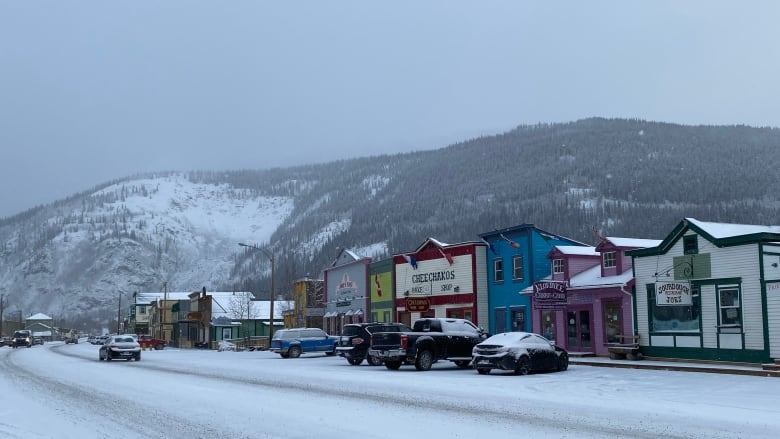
[
  {"x1": 471, "y1": 332, "x2": 569, "y2": 375},
  {"x1": 32, "y1": 336, "x2": 44, "y2": 345},
  {"x1": 98, "y1": 335, "x2": 141, "y2": 361}
]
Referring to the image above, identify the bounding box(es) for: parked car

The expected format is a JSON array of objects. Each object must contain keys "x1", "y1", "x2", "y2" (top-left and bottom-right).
[
  {"x1": 32, "y1": 336, "x2": 44, "y2": 345},
  {"x1": 138, "y1": 334, "x2": 166, "y2": 350},
  {"x1": 12, "y1": 330, "x2": 33, "y2": 348},
  {"x1": 471, "y1": 331, "x2": 569, "y2": 375},
  {"x1": 337, "y1": 322, "x2": 412, "y2": 366},
  {"x1": 98, "y1": 335, "x2": 141, "y2": 361},
  {"x1": 270, "y1": 328, "x2": 338, "y2": 358},
  {"x1": 1, "y1": 336, "x2": 13, "y2": 347}
]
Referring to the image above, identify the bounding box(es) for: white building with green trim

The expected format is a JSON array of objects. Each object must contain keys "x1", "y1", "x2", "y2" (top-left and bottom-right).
[{"x1": 628, "y1": 218, "x2": 780, "y2": 364}]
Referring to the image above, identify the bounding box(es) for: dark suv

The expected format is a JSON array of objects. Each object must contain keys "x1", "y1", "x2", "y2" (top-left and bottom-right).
[
  {"x1": 336, "y1": 322, "x2": 412, "y2": 366},
  {"x1": 12, "y1": 330, "x2": 33, "y2": 348}
]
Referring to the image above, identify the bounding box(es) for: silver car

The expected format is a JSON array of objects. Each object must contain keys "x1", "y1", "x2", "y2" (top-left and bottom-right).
[{"x1": 98, "y1": 335, "x2": 142, "y2": 361}]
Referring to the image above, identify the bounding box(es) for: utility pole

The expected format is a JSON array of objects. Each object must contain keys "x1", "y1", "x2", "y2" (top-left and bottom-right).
[
  {"x1": 117, "y1": 291, "x2": 122, "y2": 334},
  {"x1": 238, "y1": 243, "x2": 276, "y2": 341},
  {"x1": 0, "y1": 293, "x2": 5, "y2": 336},
  {"x1": 163, "y1": 281, "x2": 168, "y2": 341}
]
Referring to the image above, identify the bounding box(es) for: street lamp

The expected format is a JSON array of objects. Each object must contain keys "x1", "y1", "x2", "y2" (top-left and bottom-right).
[{"x1": 238, "y1": 242, "x2": 276, "y2": 340}]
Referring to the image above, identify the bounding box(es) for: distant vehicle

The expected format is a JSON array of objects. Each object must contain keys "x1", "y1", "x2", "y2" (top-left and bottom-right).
[
  {"x1": 65, "y1": 333, "x2": 79, "y2": 344},
  {"x1": 0, "y1": 336, "x2": 12, "y2": 347},
  {"x1": 12, "y1": 330, "x2": 33, "y2": 348},
  {"x1": 471, "y1": 331, "x2": 569, "y2": 375},
  {"x1": 32, "y1": 336, "x2": 44, "y2": 345},
  {"x1": 138, "y1": 334, "x2": 166, "y2": 350},
  {"x1": 270, "y1": 328, "x2": 338, "y2": 358},
  {"x1": 336, "y1": 322, "x2": 412, "y2": 366},
  {"x1": 98, "y1": 335, "x2": 141, "y2": 361}
]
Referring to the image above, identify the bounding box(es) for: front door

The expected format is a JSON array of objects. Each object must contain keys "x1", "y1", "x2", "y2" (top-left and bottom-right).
[{"x1": 566, "y1": 307, "x2": 593, "y2": 351}]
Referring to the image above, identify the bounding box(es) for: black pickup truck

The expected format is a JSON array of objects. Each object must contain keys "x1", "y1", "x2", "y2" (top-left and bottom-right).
[{"x1": 368, "y1": 318, "x2": 488, "y2": 371}]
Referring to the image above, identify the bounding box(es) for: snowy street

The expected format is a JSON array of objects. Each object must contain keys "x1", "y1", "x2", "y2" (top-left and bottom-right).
[{"x1": 1, "y1": 341, "x2": 779, "y2": 439}]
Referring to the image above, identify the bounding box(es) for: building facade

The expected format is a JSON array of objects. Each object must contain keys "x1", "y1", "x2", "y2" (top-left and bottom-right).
[
  {"x1": 629, "y1": 218, "x2": 780, "y2": 363},
  {"x1": 369, "y1": 258, "x2": 394, "y2": 323},
  {"x1": 479, "y1": 225, "x2": 586, "y2": 335},
  {"x1": 393, "y1": 238, "x2": 488, "y2": 327},
  {"x1": 323, "y1": 249, "x2": 371, "y2": 335}
]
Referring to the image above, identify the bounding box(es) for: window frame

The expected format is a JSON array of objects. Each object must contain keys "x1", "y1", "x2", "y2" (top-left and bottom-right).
[
  {"x1": 493, "y1": 258, "x2": 504, "y2": 283},
  {"x1": 552, "y1": 259, "x2": 564, "y2": 274},
  {"x1": 683, "y1": 235, "x2": 698, "y2": 255},
  {"x1": 717, "y1": 285, "x2": 742, "y2": 329},
  {"x1": 603, "y1": 251, "x2": 616, "y2": 269},
  {"x1": 512, "y1": 255, "x2": 524, "y2": 280}
]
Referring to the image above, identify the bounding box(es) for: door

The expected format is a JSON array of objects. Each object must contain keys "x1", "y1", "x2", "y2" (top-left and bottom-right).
[{"x1": 566, "y1": 308, "x2": 592, "y2": 351}]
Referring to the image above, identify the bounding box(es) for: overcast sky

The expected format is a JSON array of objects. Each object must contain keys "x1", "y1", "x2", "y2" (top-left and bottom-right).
[{"x1": 1, "y1": 1, "x2": 779, "y2": 218}]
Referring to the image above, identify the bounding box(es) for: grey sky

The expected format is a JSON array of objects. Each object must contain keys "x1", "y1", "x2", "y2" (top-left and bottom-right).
[{"x1": 2, "y1": 1, "x2": 779, "y2": 218}]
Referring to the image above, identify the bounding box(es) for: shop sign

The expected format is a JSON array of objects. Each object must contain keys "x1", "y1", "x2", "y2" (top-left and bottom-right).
[
  {"x1": 655, "y1": 281, "x2": 692, "y2": 306},
  {"x1": 533, "y1": 281, "x2": 567, "y2": 309},
  {"x1": 406, "y1": 296, "x2": 430, "y2": 312}
]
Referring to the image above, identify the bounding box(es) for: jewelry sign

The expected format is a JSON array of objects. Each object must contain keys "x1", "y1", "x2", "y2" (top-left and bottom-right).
[
  {"x1": 533, "y1": 281, "x2": 567, "y2": 310},
  {"x1": 655, "y1": 281, "x2": 692, "y2": 306}
]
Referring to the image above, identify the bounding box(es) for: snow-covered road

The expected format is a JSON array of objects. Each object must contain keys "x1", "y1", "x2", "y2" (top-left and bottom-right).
[{"x1": 1, "y1": 341, "x2": 779, "y2": 439}]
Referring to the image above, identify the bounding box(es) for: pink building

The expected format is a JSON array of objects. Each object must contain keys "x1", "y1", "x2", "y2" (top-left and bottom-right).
[{"x1": 522, "y1": 237, "x2": 660, "y2": 356}]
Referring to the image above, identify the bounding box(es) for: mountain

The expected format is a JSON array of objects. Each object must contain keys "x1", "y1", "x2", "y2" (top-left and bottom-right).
[{"x1": 1, "y1": 118, "x2": 779, "y2": 332}]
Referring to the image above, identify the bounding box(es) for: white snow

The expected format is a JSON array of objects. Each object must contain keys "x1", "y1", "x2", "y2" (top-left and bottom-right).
[{"x1": 2, "y1": 342, "x2": 779, "y2": 439}]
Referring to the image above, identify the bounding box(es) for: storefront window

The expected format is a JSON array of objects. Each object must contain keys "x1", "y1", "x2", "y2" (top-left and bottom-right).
[
  {"x1": 604, "y1": 301, "x2": 621, "y2": 343},
  {"x1": 649, "y1": 284, "x2": 700, "y2": 332},
  {"x1": 541, "y1": 310, "x2": 555, "y2": 340},
  {"x1": 718, "y1": 287, "x2": 741, "y2": 327}
]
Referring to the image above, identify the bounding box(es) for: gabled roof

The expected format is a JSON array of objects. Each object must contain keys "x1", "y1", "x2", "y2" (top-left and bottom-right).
[
  {"x1": 550, "y1": 245, "x2": 600, "y2": 257},
  {"x1": 521, "y1": 264, "x2": 633, "y2": 294},
  {"x1": 329, "y1": 247, "x2": 371, "y2": 268},
  {"x1": 27, "y1": 313, "x2": 52, "y2": 320},
  {"x1": 410, "y1": 237, "x2": 480, "y2": 254},
  {"x1": 629, "y1": 217, "x2": 780, "y2": 257},
  {"x1": 135, "y1": 292, "x2": 194, "y2": 304},
  {"x1": 602, "y1": 237, "x2": 662, "y2": 249},
  {"x1": 479, "y1": 223, "x2": 589, "y2": 246}
]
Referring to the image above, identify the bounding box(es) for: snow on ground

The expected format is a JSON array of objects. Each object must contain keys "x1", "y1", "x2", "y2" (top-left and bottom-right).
[{"x1": 2, "y1": 341, "x2": 780, "y2": 439}]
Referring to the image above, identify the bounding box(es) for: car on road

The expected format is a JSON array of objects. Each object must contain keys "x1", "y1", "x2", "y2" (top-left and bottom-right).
[
  {"x1": 98, "y1": 335, "x2": 141, "y2": 361},
  {"x1": 1, "y1": 336, "x2": 13, "y2": 347},
  {"x1": 138, "y1": 334, "x2": 166, "y2": 350},
  {"x1": 471, "y1": 331, "x2": 569, "y2": 375},
  {"x1": 336, "y1": 322, "x2": 412, "y2": 366},
  {"x1": 12, "y1": 330, "x2": 33, "y2": 348},
  {"x1": 65, "y1": 334, "x2": 79, "y2": 344},
  {"x1": 32, "y1": 336, "x2": 44, "y2": 345},
  {"x1": 270, "y1": 328, "x2": 338, "y2": 358}
]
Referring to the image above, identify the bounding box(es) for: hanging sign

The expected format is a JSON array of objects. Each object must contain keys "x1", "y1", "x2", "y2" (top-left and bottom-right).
[
  {"x1": 533, "y1": 281, "x2": 567, "y2": 310},
  {"x1": 655, "y1": 281, "x2": 692, "y2": 306}
]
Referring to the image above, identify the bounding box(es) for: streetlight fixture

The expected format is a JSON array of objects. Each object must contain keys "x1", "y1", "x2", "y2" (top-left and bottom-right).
[{"x1": 238, "y1": 242, "x2": 276, "y2": 341}]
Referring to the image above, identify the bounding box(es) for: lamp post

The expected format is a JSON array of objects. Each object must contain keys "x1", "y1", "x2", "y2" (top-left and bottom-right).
[{"x1": 238, "y1": 243, "x2": 276, "y2": 340}]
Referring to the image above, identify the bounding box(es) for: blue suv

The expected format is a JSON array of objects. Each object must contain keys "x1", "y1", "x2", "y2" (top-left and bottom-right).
[{"x1": 270, "y1": 328, "x2": 338, "y2": 358}]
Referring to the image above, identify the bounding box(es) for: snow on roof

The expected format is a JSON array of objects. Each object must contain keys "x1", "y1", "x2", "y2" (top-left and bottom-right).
[
  {"x1": 687, "y1": 218, "x2": 780, "y2": 239},
  {"x1": 135, "y1": 292, "x2": 196, "y2": 303},
  {"x1": 606, "y1": 237, "x2": 662, "y2": 249},
  {"x1": 27, "y1": 313, "x2": 52, "y2": 320},
  {"x1": 520, "y1": 264, "x2": 632, "y2": 294},
  {"x1": 428, "y1": 237, "x2": 450, "y2": 248},
  {"x1": 554, "y1": 246, "x2": 599, "y2": 256}
]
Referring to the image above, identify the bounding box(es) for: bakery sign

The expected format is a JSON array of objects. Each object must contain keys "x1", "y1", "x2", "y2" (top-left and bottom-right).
[{"x1": 655, "y1": 281, "x2": 692, "y2": 306}]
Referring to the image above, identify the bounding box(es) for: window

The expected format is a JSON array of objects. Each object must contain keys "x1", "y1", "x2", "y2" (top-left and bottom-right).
[
  {"x1": 604, "y1": 301, "x2": 621, "y2": 343},
  {"x1": 494, "y1": 258, "x2": 504, "y2": 282},
  {"x1": 139, "y1": 306, "x2": 147, "y2": 315},
  {"x1": 718, "y1": 287, "x2": 741, "y2": 327},
  {"x1": 383, "y1": 311, "x2": 391, "y2": 322},
  {"x1": 512, "y1": 255, "x2": 524, "y2": 280},
  {"x1": 553, "y1": 259, "x2": 564, "y2": 274},
  {"x1": 541, "y1": 310, "x2": 555, "y2": 340},
  {"x1": 649, "y1": 284, "x2": 700, "y2": 332},
  {"x1": 683, "y1": 235, "x2": 698, "y2": 255},
  {"x1": 603, "y1": 252, "x2": 616, "y2": 268}
]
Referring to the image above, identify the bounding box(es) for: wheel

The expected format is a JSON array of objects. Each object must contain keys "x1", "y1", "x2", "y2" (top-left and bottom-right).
[
  {"x1": 348, "y1": 357, "x2": 363, "y2": 366},
  {"x1": 135, "y1": 354, "x2": 141, "y2": 361},
  {"x1": 155, "y1": 344, "x2": 164, "y2": 350},
  {"x1": 367, "y1": 355, "x2": 383, "y2": 366},
  {"x1": 477, "y1": 368, "x2": 490, "y2": 375},
  {"x1": 415, "y1": 350, "x2": 434, "y2": 371},
  {"x1": 280, "y1": 353, "x2": 290, "y2": 358},
  {"x1": 325, "y1": 347, "x2": 336, "y2": 356},
  {"x1": 289, "y1": 346, "x2": 302, "y2": 358},
  {"x1": 106, "y1": 354, "x2": 112, "y2": 362},
  {"x1": 557, "y1": 352, "x2": 569, "y2": 371},
  {"x1": 99, "y1": 352, "x2": 104, "y2": 361},
  {"x1": 454, "y1": 360, "x2": 471, "y2": 368},
  {"x1": 609, "y1": 352, "x2": 620, "y2": 360},
  {"x1": 384, "y1": 360, "x2": 402, "y2": 370},
  {"x1": 514, "y1": 356, "x2": 530, "y2": 375}
]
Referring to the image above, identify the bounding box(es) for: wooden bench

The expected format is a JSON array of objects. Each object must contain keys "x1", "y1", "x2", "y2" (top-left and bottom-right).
[{"x1": 607, "y1": 335, "x2": 643, "y2": 360}]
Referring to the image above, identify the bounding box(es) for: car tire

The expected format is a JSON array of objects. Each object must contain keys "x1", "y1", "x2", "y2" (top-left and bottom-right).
[
  {"x1": 289, "y1": 346, "x2": 302, "y2": 358},
  {"x1": 348, "y1": 358, "x2": 363, "y2": 366},
  {"x1": 155, "y1": 344, "x2": 164, "y2": 350},
  {"x1": 280, "y1": 353, "x2": 290, "y2": 358},
  {"x1": 415, "y1": 350, "x2": 434, "y2": 371},
  {"x1": 477, "y1": 368, "x2": 490, "y2": 375},
  {"x1": 384, "y1": 360, "x2": 402, "y2": 370},
  {"x1": 367, "y1": 355, "x2": 383, "y2": 366},
  {"x1": 514, "y1": 356, "x2": 530, "y2": 375},
  {"x1": 325, "y1": 346, "x2": 336, "y2": 356},
  {"x1": 454, "y1": 360, "x2": 471, "y2": 368},
  {"x1": 99, "y1": 352, "x2": 104, "y2": 361},
  {"x1": 106, "y1": 354, "x2": 112, "y2": 362},
  {"x1": 557, "y1": 353, "x2": 569, "y2": 371}
]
